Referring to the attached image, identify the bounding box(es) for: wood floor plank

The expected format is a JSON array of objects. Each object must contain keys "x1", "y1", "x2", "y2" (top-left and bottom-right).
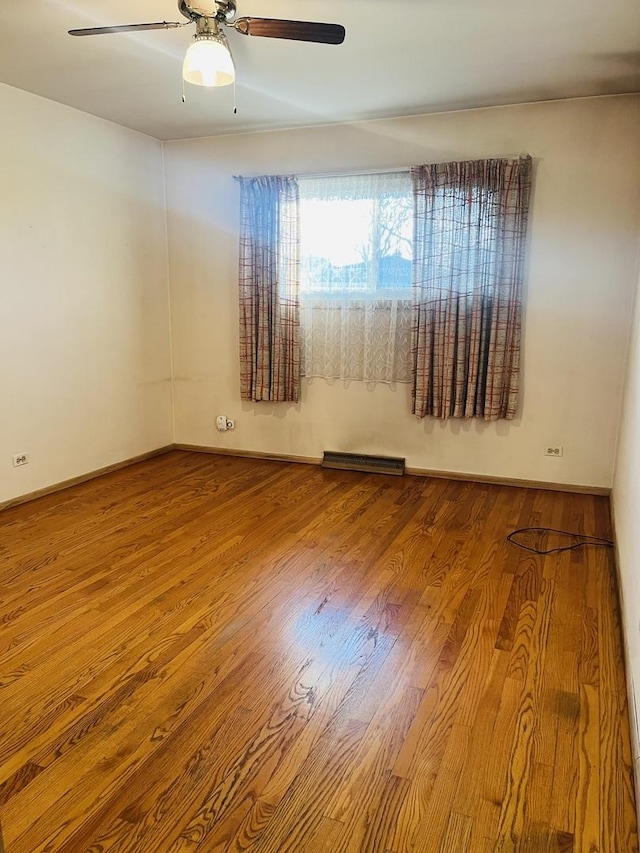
[
  {"x1": 0, "y1": 451, "x2": 635, "y2": 852},
  {"x1": 450, "y1": 648, "x2": 511, "y2": 818},
  {"x1": 324, "y1": 685, "x2": 423, "y2": 846},
  {"x1": 441, "y1": 811, "x2": 473, "y2": 851},
  {"x1": 495, "y1": 576, "x2": 555, "y2": 851},
  {"x1": 575, "y1": 681, "x2": 600, "y2": 851},
  {"x1": 412, "y1": 723, "x2": 472, "y2": 851},
  {"x1": 470, "y1": 674, "x2": 523, "y2": 845},
  {"x1": 597, "y1": 545, "x2": 639, "y2": 853}
]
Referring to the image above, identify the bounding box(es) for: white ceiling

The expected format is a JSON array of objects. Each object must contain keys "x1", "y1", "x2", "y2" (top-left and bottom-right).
[{"x1": 1, "y1": 0, "x2": 639, "y2": 140}]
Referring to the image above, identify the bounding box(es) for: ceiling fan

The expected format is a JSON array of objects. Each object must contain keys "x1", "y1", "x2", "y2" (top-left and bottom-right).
[{"x1": 69, "y1": 0, "x2": 346, "y2": 89}]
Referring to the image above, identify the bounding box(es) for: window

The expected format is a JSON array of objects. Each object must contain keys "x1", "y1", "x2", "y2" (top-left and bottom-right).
[
  {"x1": 298, "y1": 172, "x2": 413, "y2": 384},
  {"x1": 238, "y1": 157, "x2": 530, "y2": 415},
  {"x1": 299, "y1": 173, "x2": 412, "y2": 300}
]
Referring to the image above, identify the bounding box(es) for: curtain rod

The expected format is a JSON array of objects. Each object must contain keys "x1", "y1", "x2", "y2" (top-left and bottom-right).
[
  {"x1": 233, "y1": 156, "x2": 531, "y2": 182},
  {"x1": 300, "y1": 167, "x2": 412, "y2": 180},
  {"x1": 233, "y1": 166, "x2": 410, "y2": 181}
]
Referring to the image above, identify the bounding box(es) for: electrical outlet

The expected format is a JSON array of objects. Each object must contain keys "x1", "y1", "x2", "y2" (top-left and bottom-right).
[
  {"x1": 12, "y1": 453, "x2": 29, "y2": 467},
  {"x1": 226, "y1": 418, "x2": 235, "y2": 430},
  {"x1": 544, "y1": 446, "x2": 564, "y2": 458}
]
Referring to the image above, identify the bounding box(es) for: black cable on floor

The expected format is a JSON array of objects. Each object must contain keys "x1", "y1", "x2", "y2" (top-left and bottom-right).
[{"x1": 507, "y1": 526, "x2": 614, "y2": 555}]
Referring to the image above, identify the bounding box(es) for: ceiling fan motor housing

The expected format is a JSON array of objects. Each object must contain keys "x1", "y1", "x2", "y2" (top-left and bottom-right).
[{"x1": 179, "y1": 0, "x2": 237, "y2": 22}]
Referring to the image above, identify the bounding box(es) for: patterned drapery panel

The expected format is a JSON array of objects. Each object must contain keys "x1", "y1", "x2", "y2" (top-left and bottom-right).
[
  {"x1": 238, "y1": 175, "x2": 301, "y2": 402},
  {"x1": 411, "y1": 157, "x2": 532, "y2": 420}
]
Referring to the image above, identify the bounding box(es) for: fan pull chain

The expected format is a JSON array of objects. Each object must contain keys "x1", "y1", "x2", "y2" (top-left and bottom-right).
[{"x1": 179, "y1": 78, "x2": 236, "y2": 112}]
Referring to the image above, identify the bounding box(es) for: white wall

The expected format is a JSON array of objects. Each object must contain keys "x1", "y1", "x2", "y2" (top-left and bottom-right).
[
  {"x1": 612, "y1": 256, "x2": 640, "y2": 778},
  {"x1": 164, "y1": 95, "x2": 640, "y2": 489},
  {"x1": 0, "y1": 83, "x2": 173, "y2": 505}
]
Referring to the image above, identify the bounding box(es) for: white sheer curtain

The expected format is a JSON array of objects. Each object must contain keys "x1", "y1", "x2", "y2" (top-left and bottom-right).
[{"x1": 298, "y1": 172, "x2": 413, "y2": 384}]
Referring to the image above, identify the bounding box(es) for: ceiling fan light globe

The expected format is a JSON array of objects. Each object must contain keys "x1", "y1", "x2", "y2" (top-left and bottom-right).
[{"x1": 183, "y1": 35, "x2": 235, "y2": 87}]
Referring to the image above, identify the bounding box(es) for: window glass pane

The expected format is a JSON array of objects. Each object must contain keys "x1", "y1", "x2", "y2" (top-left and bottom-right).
[{"x1": 299, "y1": 173, "x2": 412, "y2": 299}]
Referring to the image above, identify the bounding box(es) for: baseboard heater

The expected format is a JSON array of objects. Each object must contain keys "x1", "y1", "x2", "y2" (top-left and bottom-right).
[{"x1": 321, "y1": 451, "x2": 405, "y2": 476}]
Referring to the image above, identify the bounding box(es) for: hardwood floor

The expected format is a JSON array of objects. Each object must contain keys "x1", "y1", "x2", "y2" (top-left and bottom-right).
[{"x1": 0, "y1": 450, "x2": 636, "y2": 852}]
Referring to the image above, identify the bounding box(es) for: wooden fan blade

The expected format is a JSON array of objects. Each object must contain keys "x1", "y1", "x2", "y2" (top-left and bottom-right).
[
  {"x1": 234, "y1": 18, "x2": 345, "y2": 45},
  {"x1": 69, "y1": 22, "x2": 184, "y2": 36}
]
